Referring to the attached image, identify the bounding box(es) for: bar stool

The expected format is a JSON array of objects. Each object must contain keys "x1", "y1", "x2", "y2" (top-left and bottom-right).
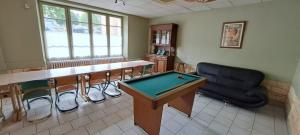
[
  {"x1": 105, "y1": 69, "x2": 122, "y2": 97},
  {"x1": 54, "y1": 76, "x2": 79, "y2": 112},
  {"x1": 19, "y1": 80, "x2": 53, "y2": 122},
  {"x1": 87, "y1": 71, "x2": 108, "y2": 103}
]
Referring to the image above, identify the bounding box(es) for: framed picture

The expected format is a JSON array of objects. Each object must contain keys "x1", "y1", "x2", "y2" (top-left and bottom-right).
[{"x1": 220, "y1": 21, "x2": 246, "y2": 49}]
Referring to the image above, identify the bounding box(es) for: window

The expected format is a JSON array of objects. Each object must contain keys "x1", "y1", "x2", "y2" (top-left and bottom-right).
[
  {"x1": 70, "y1": 9, "x2": 90, "y2": 58},
  {"x1": 40, "y1": 3, "x2": 123, "y2": 60},
  {"x1": 109, "y1": 17, "x2": 122, "y2": 56},
  {"x1": 92, "y1": 14, "x2": 108, "y2": 57},
  {"x1": 42, "y1": 5, "x2": 70, "y2": 59}
]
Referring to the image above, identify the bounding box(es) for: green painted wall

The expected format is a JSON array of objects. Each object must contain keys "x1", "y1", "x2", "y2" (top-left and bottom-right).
[
  {"x1": 151, "y1": 0, "x2": 300, "y2": 82},
  {"x1": 0, "y1": 47, "x2": 7, "y2": 72},
  {"x1": 128, "y1": 15, "x2": 149, "y2": 59},
  {"x1": 0, "y1": 0, "x2": 149, "y2": 70},
  {"x1": 0, "y1": 0, "x2": 46, "y2": 69},
  {"x1": 292, "y1": 58, "x2": 300, "y2": 97}
]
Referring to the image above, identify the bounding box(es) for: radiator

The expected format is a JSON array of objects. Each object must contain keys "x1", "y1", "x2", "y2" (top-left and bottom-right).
[{"x1": 47, "y1": 57, "x2": 127, "y2": 69}]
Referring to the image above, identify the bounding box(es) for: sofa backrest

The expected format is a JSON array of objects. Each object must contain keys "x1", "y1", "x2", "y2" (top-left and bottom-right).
[{"x1": 196, "y1": 62, "x2": 264, "y2": 91}]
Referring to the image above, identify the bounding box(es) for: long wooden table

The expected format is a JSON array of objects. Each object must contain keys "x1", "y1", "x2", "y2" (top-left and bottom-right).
[{"x1": 0, "y1": 60, "x2": 154, "y2": 121}]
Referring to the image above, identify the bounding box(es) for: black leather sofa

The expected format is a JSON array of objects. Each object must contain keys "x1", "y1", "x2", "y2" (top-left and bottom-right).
[{"x1": 195, "y1": 62, "x2": 268, "y2": 108}]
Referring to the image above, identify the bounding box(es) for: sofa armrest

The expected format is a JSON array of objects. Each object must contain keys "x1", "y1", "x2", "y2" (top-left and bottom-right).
[{"x1": 245, "y1": 86, "x2": 268, "y2": 102}]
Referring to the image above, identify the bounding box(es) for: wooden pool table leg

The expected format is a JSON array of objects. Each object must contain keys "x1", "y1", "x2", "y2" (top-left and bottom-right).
[
  {"x1": 168, "y1": 90, "x2": 196, "y2": 117},
  {"x1": 133, "y1": 98, "x2": 163, "y2": 135}
]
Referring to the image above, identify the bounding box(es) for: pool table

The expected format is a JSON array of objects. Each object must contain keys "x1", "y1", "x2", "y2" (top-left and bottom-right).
[{"x1": 118, "y1": 71, "x2": 207, "y2": 135}]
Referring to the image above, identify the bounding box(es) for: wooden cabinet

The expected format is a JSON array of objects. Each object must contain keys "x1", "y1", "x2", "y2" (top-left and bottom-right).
[
  {"x1": 146, "y1": 54, "x2": 169, "y2": 73},
  {"x1": 147, "y1": 23, "x2": 178, "y2": 72}
]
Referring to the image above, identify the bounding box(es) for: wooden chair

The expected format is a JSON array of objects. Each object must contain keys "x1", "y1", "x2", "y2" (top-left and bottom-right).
[
  {"x1": 87, "y1": 72, "x2": 108, "y2": 103},
  {"x1": 54, "y1": 75, "x2": 79, "y2": 112},
  {"x1": 19, "y1": 80, "x2": 53, "y2": 122},
  {"x1": 105, "y1": 69, "x2": 122, "y2": 97}
]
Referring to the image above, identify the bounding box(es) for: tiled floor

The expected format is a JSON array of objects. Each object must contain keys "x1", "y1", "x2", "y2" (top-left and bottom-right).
[{"x1": 0, "y1": 86, "x2": 289, "y2": 135}]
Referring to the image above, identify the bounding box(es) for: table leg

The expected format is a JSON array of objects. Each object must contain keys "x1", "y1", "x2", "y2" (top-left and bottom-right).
[
  {"x1": 15, "y1": 85, "x2": 23, "y2": 121},
  {"x1": 168, "y1": 90, "x2": 196, "y2": 117},
  {"x1": 10, "y1": 85, "x2": 19, "y2": 121},
  {"x1": 133, "y1": 98, "x2": 163, "y2": 135},
  {"x1": 80, "y1": 75, "x2": 90, "y2": 101}
]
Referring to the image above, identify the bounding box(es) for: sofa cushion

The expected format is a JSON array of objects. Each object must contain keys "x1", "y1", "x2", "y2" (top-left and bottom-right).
[{"x1": 201, "y1": 82, "x2": 262, "y2": 103}]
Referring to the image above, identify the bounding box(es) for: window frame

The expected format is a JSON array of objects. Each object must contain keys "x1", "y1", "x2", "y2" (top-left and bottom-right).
[{"x1": 39, "y1": 2, "x2": 124, "y2": 61}]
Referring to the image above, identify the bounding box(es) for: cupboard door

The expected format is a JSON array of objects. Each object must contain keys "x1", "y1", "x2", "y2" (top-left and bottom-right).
[{"x1": 157, "y1": 60, "x2": 167, "y2": 72}]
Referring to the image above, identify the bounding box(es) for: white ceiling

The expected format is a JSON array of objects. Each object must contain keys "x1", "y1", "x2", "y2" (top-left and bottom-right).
[{"x1": 68, "y1": 0, "x2": 273, "y2": 18}]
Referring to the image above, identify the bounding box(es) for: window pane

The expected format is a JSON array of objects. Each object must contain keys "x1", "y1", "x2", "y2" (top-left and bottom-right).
[
  {"x1": 70, "y1": 9, "x2": 88, "y2": 23},
  {"x1": 47, "y1": 47, "x2": 70, "y2": 58},
  {"x1": 93, "y1": 25, "x2": 107, "y2": 46},
  {"x1": 110, "y1": 47, "x2": 122, "y2": 56},
  {"x1": 44, "y1": 19, "x2": 68, "y2": 47},
  {"x1": 109, "y1": 17, "x2": 121, "y2": 27},
  {"x1": 71, "y1": 10, "x2": 90, "y2": 58},
  {"x1": 72, "y1": 23, "x2": 90, "y2": 46},
  {"x1": 94, "y1": 47, "x2": 108, "y2": 57},
  {"x1": 92, "y1": 13, "x2": 108, "y2": 57},
  {"x1": 42, "y1": 4, "x2": 69, "y2": 59},
  {"x1": 92, "y1": 14, "x2": 106, "y2": 25},
  {"x1": 73, "y1": 47, "x2": 91, "y2": 58},
  {"x1": 42, "y1": 5, "x2": 66, "y2": 20},
  {"x1": 109, "y1": 17, "x2": 122, "y2": 56},
  {"x1": 110, "y1": 27, "x2": 122, "y2": 46}
]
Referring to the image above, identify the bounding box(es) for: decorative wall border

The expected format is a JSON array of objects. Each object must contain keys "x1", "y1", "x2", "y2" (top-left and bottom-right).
[
  {"x1": 286, "y1": 86, "x2": 300, "y2": 135},
  {"x1": 261, "y1": 79, "x2": 290, "y2": 105}
]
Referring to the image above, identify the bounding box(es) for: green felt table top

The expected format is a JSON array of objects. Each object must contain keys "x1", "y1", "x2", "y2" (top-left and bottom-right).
[{"x1": 124, "y1": 71, "x2": 201, "y2": 99}]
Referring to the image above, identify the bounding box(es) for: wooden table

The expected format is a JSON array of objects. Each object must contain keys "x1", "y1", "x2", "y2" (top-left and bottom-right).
[
  {"x1": 118, "y1": 71, "x2": 206, "y2": 135},
  {"x1": 0, "y1": 60, "x2": 154, "y2": 121}
]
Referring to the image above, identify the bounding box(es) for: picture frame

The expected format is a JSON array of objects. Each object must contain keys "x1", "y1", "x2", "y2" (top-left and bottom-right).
[{"x1": 220, "y1": 21, "x2": 246, "y2": 49}]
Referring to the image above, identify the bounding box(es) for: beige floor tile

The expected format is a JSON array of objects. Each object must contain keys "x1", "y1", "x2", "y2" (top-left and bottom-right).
[
  {"x1": 102, "y1": 113, "x2": 122, "y2": 126},
  {"x1": 88, "y1": 110, "x2": 106, "y2": 122},
  {"x1": 35, "y1": 130, "x2": 50, "y2": 135},
  {"x1": 116, "y1": 109, "x2": 132, "y2": 119},
  {"x1": 65, "y1": 127, "x2": 89, "y2": 135},
  {"x1": 116, "y1": 118, "x2": 134, "y2": 131},
  {"x1": 70, "y1": 116, "x2": 91, "y2": 129},
  {"x1": 57, "y1": 112, "x2": 78, "y2": 124},
  {"x1": 100, "y1": 125, "x2": 123, "y2": 135},
  {"x1": 36, "y1": 117, "x2": 59, "y2": 133},
  {"x1": 10, "y1": 125, "x2": 36, "y2": 135},
  {"x1": 49, "y1": 123, "x2": 72, "y2": 135},
  {"x1": 162, "y1": 119, "x2": 183, "y2": 133},
  {"x1": 85, "y1": 119, "x2": 107, "y2": 134}
]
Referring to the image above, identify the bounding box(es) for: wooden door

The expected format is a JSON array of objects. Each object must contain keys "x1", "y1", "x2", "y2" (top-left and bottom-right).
[{"x1": 157, "y1": 60, "x2": 167, "y2": 73}]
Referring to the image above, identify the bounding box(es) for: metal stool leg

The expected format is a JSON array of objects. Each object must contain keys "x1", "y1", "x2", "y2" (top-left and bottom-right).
[
  {"x1": 55, "y1": 91, "x2": 79, "y2": 113},
  {"x1": 87, "y1": 85, "x2": 106, "y2": 103},
  {"x1": 22, "y1": 96, "x2": 53, "y2": 122},
  {"x1": 104, "y1": 81, "x2": 122, "y2": 97}
]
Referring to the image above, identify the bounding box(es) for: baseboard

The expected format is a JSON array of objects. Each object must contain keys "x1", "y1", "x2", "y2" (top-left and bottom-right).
[{"x1": 286, "y1": 86, "x2": 300, "y2": 135}]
